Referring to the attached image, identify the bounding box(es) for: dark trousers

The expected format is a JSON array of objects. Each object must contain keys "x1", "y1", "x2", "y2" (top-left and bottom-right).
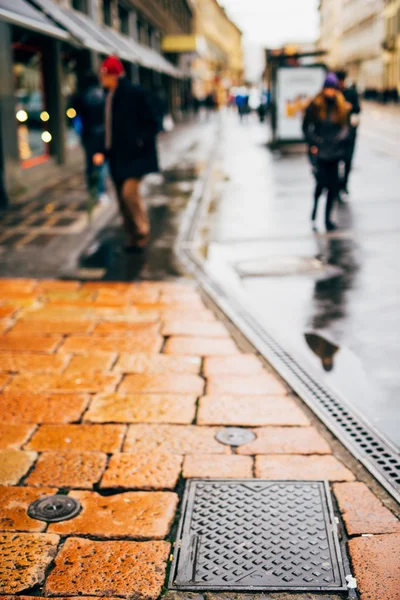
[
  {"x1": 114, "y1": 178, "x2": 150, "y2": 246},
  {"x1": 342, "y1": 128, "x2": 357, "y2": 189},
  {"x1": 312, "y1": 160, "x2": 340, "y2": 227},
  {"x1": 83, "y1": 144, "x2": 106, "y2": 197}
]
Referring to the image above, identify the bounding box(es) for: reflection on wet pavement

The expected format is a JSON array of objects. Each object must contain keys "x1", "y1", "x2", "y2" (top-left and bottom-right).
[
  {"x1": 78, "y1": 165, "x2": 200, "y2": 281},
  {"x1": 203, "y1": 111, "x2": 400, "y2": 449},
  {"x1": 305, "y1": 333, "x2": 340, "y2": 372}
]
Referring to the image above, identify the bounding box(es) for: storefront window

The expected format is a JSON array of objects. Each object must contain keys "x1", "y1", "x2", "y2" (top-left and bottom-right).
[
  {"x1": 62, "y1": 56, "x2": 80, "y2": 149},
  {"x1": 13, "y1": 44, "x2": 50, "y2": 168}
]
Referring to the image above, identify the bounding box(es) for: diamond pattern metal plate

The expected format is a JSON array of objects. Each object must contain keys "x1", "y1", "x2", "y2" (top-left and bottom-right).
[{"x1": 169, "y1": 480, "x2": 347, "y2": 592}]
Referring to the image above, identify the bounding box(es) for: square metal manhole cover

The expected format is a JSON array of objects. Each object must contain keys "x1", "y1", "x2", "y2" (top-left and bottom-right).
[{"x1": 169, "y1": 480, "x2": 347, "y2": 592}]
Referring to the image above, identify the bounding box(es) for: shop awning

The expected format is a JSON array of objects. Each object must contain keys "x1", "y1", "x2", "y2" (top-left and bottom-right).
[
  {"x1": 30, "y1": 0, "x2": 116, "y2": 54},
  {"x1": 0, "y1": 0, "x2": 69, "y2": 40},
  {"x1": 28, "y1": 0, "x2": 185, "y2": 75},
  {"x1": 136, "y1": 43, "x2": 184, "y2": 78}
]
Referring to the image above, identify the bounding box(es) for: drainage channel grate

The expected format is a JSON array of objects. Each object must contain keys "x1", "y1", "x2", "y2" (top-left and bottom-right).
[
  {"x1": 170, "y1": 480, "x2": 347, "y2": 592},
  {"x1": 181, "y1": 249, "x2": 400, "y2": 504}
]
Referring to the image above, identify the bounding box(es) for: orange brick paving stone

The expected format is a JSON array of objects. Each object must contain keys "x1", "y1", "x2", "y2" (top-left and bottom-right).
[
  {"x1": 134, "y1": 299, "x2": 206, "y2": 311},
  {"x1": 0, "y1": 334, "x2": 62, "y2": 353},
  {"x1": 97, "y1": 288, "x2": 160, "y2": 303},
  {"x1": 66, "y1": 353, "x2": 117, "y2": 372},
  {"x1": 183, "y1": 455, "x2": 253, "y2": 479},
  {"x1": 159, "y1": 308, "x2": 216, "y2": 321},
  {"x1": 0, "y1": 424, "x2": 36, "y2": 449},
  {"x1": 0, "y1": 597, "x2": 121, "y2": 600},
  {"x1": 25, "y1": 424, "x2": 126, "y2": 453},
  {"x1": 255, "y1": 455, "x2": 355, "y2": 481},
  {"x1": 0, "y1": 306, "x2": 16, "y2": 319},
  {"x1": 0, "y1": 353, "x2": 68, "y2": 373},
  {"x1": 20, "y1": 307, "x2": 160, "y2": 323},
  {"x1": 8, "y1": 372, "x2": 120, "y2": 394},
  {"x1": 206, "y1": 374, "x2": 287, "y2": 396},
  {"x1": 0, "y1": 278, "x2": 37, "y2": 293},
  {"x1": 0, "y1": 392, "x2": 89, "y2": 423},
  {"x1": 84, "y1": 393, "x2": 197, "y2": 424},
  {"x1": 0, "y1": 532, "x2": 59, "y2": 593},
  {"x1": 42, "y1": 290, "x2": 94, "y2": 301},
  {"x1": 162, "y1": 320, "x2": 230, "y2": 338},
  {"x1": 26, "y1": 451, "x2": 107, "y2": 489},
  {"x1": 0, "y1": 450, "x2": 37, "y2": 485},
  {"x1": 197, "y1": 395, "x2": 310, "y2": 426},
  {"x1": 113, "y1": 353, "x2": 201, "y2": 374},
  {"x1": 93, "y1": 322, "x2": 160, "y2": 335},
  {"x1": 81, "y1": 281, "x2": 135, "y2": 292},
  {"x1": 348, "y1": 534, "x2": 400, "y2": 600},
  {"x1": 333, "y1": 482, "x2": 400, "y2": 534},
  {"x1": 45, "y1": 538, "x2": 170, "y2": 599},
  {"x1": 236, "y1": 426, "x2": 332, "y2": 455},
  {"x1": 124, "y1": 424, "x2": 230, "y2": 454},
  {"x1": 0, "y1": 486, "x2": 57, "y2": 532},
  {"x1": 203, "y1": 354, "x2": 265, "y2": 375},
  {"x1": 60, "y1": 333, "x2": 163, "y2": 354},
  {"x1": 118, "y1": 373, "x2": 205, "y2": 396},
  {"x1": 48, "y1": 490, "x2": 178, "y2": 538},
  {"x1": 101, "y1": 453, "x2": 182, "y2": 489},
  {"x1": 0, "y1": 373, "x2": 10, "y2": 390},
  {"x1": 35, "y1": 280, "x2": 80, "y2": 291},
  {"x1": 164, "y1": 336, "x2": 240, "y2": 356},
  {"x1": 10, "y1": 320, "x2": 94, "y2": 334}
]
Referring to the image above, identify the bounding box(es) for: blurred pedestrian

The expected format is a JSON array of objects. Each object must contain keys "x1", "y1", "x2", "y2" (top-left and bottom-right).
[
  {"x1": 302, "y1": 73, "x2": 350, "y2": 231},
  {"x1": 336, "y1": 70, "x2": 361, "y2": 196},
  {"x1": 95, "y1": 56, "x2": 159, "y2": 252},
  {"x1": 151, "y1": 86, "x2": 169, "y2": 133},
  {"x1": 235, "y1": 86, "x2": 249, "y2": 122},
  {"x1": 73, "y1": 72, "x2": 108, "y2": 204},
  {"x1": 205, "y1": 91, "x2": 217, "y2": 117}
]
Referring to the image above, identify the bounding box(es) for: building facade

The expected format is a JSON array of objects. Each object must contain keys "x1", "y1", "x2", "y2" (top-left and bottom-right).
[
  {"x1": 341, "y1": 0, "x2": 384, "y2": 93},
  {"x1": 319, "y1": 0, "x2": 385, "y2": 94},
  {"x1": 383, "y1": 0, "x2": 400, "y2": 95},
  {"x1": 318, "y1": 0, "x2": 344, "y2": 70},
  {"x1": 0, "y1": 0, "x2": 192, "y2": 199},
  {"x1": 162, "y1": 0, "x2": 243, "y2": 104}
]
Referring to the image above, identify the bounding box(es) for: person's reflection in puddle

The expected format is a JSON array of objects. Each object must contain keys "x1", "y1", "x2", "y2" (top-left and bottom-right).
[{"x1": 305, "y1": 332, "x2": 340, "y2": 372}]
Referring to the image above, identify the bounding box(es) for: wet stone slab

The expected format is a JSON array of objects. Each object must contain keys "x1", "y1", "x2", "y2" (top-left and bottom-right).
[
  {"x1": 0, "y1": 532, "x2": 59, "y2": 593},
  {"x1": 48, "y1": 490, "x2": 178, "y2": 539},
  {"x1": 45, "y1": 538, "x2": 170, "y2": 599}
]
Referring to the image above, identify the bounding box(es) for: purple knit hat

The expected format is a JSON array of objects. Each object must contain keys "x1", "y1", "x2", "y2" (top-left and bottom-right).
[{"x1": 323, "y1": 72, "x2": 339, "y2": 90}]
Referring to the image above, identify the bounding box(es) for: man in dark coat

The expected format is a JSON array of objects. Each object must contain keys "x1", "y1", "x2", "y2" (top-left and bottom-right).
[
  {"x1": 303, "y1": 73, "x2": 350, "y2": 231},
  {"x1": 336, "y1": 70, "x2": 361, "y2": 195},
  {"x1": 95, "y1": 56, "x2": 159, "y2": 251}
]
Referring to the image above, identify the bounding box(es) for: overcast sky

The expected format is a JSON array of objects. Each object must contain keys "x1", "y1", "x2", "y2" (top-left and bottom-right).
[{"x1": 219, "y1": 0, "x2": 320, "y2": 48}]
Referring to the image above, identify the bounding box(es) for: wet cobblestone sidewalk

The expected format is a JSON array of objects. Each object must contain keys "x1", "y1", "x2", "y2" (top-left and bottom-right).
[{"x1": 0, "y1": 278, "x2": 399, "y2": 599}]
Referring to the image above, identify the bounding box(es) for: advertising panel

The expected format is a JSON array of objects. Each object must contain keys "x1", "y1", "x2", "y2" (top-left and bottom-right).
[{"x1": 276, "y1": 66, "x2": 326, "y2": 142}]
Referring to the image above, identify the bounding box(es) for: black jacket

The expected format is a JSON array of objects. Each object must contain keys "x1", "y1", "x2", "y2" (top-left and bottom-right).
[
  {"x1": 73, "y1": 85, "x2": 105, "y2": 155},
  {"x1": 302, "y1": 93, "x2": 349, "y2": 162},
  {"x1": 343, "y1": 85, "x2": 361, "y2": 117},
  {"x1": 107, "y1": 78, "x2": 159, "y2": 183}
]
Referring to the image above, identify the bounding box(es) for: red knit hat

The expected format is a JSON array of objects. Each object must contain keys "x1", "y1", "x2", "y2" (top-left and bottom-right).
[{"x1": 100, "y1": 56, "x2": 125, "y2": 76}]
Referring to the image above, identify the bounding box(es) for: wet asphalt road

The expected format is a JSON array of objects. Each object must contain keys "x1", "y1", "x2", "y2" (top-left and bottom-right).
[{"x1": 203, "y1": 104, "x2": 400, "y2": 450}]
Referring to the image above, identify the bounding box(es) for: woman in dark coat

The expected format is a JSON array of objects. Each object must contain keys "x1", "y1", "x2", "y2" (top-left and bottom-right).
[
  {"x1": 96, "y1": 56, "x2": 159, "y2": 250},
  {"x1": 303, "y1": 73, "x2": 350, "y2": 231}
]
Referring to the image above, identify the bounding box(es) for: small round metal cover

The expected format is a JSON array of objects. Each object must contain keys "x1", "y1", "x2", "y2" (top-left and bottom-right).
[
  {"x1": 27, "y1": 495, "x2": 81, "y2": 523},
  {"x1": 215, "y1": 427, "x2": 256, "y2": 447}
]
